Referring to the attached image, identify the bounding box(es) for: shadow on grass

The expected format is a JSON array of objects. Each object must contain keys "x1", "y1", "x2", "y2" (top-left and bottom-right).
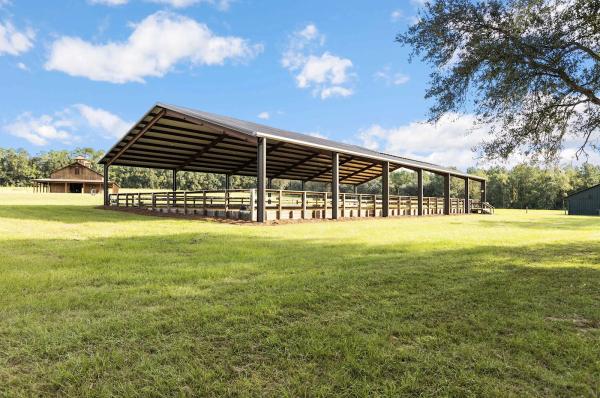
[
  {"x1": 1, "y1": 228, "x2": 599, "y2": 397},
  {"x1": 0, "y1": 205, "x2": 165, "y2": 224}
]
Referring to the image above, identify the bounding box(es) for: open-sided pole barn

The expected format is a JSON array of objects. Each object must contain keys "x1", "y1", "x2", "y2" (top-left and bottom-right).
[{"x1": 99, "y1": 103, "x2": 491, "y2": 222}]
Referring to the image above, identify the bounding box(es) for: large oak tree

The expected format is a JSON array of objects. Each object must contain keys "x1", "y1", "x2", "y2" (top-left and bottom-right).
[{"x1": 397, "y1": 0, "x2": 600, "y2": 161}]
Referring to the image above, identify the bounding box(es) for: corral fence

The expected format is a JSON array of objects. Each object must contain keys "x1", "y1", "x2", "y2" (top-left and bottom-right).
[{"x1": 107, "y1": 189, "x2": 483, "y2": 221}]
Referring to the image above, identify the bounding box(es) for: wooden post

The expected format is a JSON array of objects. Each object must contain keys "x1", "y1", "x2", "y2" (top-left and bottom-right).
[
  {"x1": 172, "y1": 169, "x2": 178, "y2": 207},
  {"x1": 152, "y1": 193, "x2": 156, "y2": 211},
  {"x1": 184, "y1": 191, "x2": 188, "y2": 214},
  {"x1": 249, "y1": 189, "x2": 256, "y2": 221},
  {"x1": 225, "y1": 174, "x2": 231, "y2": 190},
  {"x1": 323, "y1": 192, "x2": 328, "y2": 218},
  {"x1": 257, "y1": 137, "x2": 267, "y2": 222},
  {"x1": 464, "y1": 178, "x2": 470, "y2": 214},
  {"x1": 353, "y1": 185, "x2": 358, "y2": 194},
  {"x1": 358, "y1": 194, "x2": 362, "y2": 216},
  {"x1": 302, "y1": 191, "x2": 307, "y2": 219},
  {"x1": 373, "y1": 194, "x2": 377, "y2": 217},
  {"x1": 331, "y1": 152, "x2": 339, "y2": 219},
  {"x1": 138, "y1": 192, "x2": 141, "y2": 208},
  {"x1": 82, "y1": 182, "x2": 86, "y2": 194},
  {"x1": 382, "y1": 161, "x2": 389, "y2": 217},
  {"x1": 225, "y1": 190, "x2": 229, "y2": 213},
  {"x1": 103, "y1": 164, "x2": 109, "y2": 206},
  {"x1": 341, "y1": 193, "x2": 346, "y2": 217},
  {"x1": 481, "y1": 180, "x2": 486, "y2": 202},
  {"x1": 417, "y1": 169, "x2": 423, "y2": 216},
  {"x1": 444, "y1": 173, "x2": 451, "y2": 215},
  {"x1": 277, "y1": 190, "x2": 282, "y2": 219}
]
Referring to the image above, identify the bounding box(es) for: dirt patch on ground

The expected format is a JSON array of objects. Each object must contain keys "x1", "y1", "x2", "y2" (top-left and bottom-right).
[{"x1": 546, "y1": 316, "x2": 600, "y2": 332}]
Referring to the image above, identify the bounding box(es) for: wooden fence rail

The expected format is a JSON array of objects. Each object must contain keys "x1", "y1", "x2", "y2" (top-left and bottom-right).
[{"x1": 108, "y1": 189, "x2": 468, "y2": 221}]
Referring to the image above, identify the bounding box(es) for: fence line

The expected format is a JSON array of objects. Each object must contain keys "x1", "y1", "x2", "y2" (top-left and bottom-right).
[{"x1": 108, "y1": 189, "x2": 476, "y2": 220}]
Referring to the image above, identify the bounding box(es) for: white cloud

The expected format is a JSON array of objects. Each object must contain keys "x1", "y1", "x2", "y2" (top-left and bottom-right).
[
  {"x1": 2, "y1": 105, "x2": 131, "y2": 146},
  {"x1": 296, "y1": 53, "x2": 353, "y2": 88},
  {"x1": 45, "y1": 11, "x2": 262, "y2": 83},
  {"x1": 89, "y1": 0, "x2": 128, "y2": 5},
  {"x1": 390, "y1": 10, "x2": 403, "y2": 22},
  {"x1": 16, "y1": 61, "x2": 28, "y2": 71},
  {"x1": 0, "y1": 20, "x2": 34, "y2": 56},
  {"x1": 405, "y1": 0, "x2": 427, "y2": 24},
  {"x1": 357, "y1": 113, "x2": 488, "y2": 170},
  {"x1": 282, "y1": 24, "x2": 354, "y2": 100},
  {"x1": 355, "y1": 111, "x2": 599, "y2": 170},
  {"x1": 374, "y1": 65, "x2": 410, "y2": 85},
  {"x1": 320, "y1": 86, "x2": 353, "y2": 99},
  {"x1": 89, "y1": 0, "x2": 232, "y2": 9},
  {"x1": 297, "y1": 24, "x2": 323, "y2": 42},
  {"x1": 557, "y1": 133, "x2": 600, "y2": 166},
  {"x1": 3, "y1": 113, "x2": 74, "y2": 146},
  {"x1": 74, "y1": 104, "x2": 131, "y2": 138},
  {"x1": 257, "y1": 111, "x2": 270, "y2": 120},
  {"x1": 410, "y1": 0, "x2": 427, "y2": 7},
  {"x1": 408, "y1": 16, "x2": 421, "y2": 26},
  {"x1": 394, "y1": 74, "x2": 410, "y2": 85},
  {"x1": 149, "y1": 0, "x2": 232, "y2": 10}
]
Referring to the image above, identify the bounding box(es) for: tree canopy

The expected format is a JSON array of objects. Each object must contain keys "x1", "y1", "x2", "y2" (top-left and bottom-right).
[
  {"x1": 3, "y1": 146, "x2": 600, "y2": 210},
  {"x1": 397, "y1": 0, "x2": 600, "y2": 161}
]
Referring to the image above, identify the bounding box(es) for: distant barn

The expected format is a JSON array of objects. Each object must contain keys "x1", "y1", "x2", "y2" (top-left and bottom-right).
[
  {"x1": 567, "y1": 184, "x2": 600, "y2": 215},
  {"x1": 32, "y1": 156, "x2": 119, "y2": 194}
]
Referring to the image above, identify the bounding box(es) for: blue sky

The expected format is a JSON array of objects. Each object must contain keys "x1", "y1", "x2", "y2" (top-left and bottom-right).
[{"x1": 0, "y1": 0, "x2": 509, "y2": 170}]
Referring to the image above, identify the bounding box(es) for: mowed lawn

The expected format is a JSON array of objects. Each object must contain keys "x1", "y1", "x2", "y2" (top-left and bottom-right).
[{"x1": 1, "y1": 189, "x2": 599, "y2": 397}]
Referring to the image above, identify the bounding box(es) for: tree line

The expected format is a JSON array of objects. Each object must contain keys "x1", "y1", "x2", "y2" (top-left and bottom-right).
[{"x1": 1, "y1": 147, "x2": 599, "y2": 209}]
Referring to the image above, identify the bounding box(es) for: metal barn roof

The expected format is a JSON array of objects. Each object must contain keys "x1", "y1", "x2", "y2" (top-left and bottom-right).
[{"x1": 99, "y1": 103, "x2": 485, "y2": 185}]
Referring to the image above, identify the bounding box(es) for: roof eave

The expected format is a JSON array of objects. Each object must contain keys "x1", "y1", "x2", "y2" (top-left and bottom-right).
[{"x1": 255, "y1": 131, "x2": 485, "y2": 181}]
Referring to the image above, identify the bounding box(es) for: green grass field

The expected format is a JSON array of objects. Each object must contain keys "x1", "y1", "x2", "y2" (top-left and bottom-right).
[{"x1": 1, "y1": 188, "x2": 599, "y2": 397}]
